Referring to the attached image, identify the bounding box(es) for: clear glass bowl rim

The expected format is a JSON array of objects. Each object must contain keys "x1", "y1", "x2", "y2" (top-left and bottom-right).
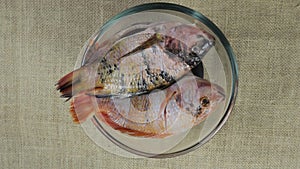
[{"x1": 86, "y1": 2, "x2": 239, "y2": 158}]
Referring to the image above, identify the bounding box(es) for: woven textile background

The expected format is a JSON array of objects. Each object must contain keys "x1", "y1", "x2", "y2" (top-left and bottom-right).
[{"x1": 0, "y1": 0, "x2": 299, "y2": 168}]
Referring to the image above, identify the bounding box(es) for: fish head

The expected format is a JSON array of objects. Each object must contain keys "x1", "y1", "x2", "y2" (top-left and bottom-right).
[
  {"x1": 167, "y1": 24, "x2": 215, "y2": 67},
  {"x1": 176, "y1": 77, "x2": 225, "y2": 125}
]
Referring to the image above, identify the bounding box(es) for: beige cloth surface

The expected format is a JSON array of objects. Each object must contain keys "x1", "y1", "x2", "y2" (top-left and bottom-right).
[{"x1": 0, "y1": 0, "x2": 299, "y2": 168}]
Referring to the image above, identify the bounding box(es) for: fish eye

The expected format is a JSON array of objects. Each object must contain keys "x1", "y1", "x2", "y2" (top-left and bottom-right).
[{"x1": 200, "y1": 96, "x2": 210, "y2": 107}]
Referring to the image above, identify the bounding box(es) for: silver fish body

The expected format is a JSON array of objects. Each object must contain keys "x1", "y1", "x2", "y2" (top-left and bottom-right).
[{"x1": 56, "y1": 22, "x2": 215, "y2": 99}]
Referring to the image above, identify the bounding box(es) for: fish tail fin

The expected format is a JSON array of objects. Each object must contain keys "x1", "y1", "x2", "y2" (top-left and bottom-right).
[
  {"x1": 56, "y1": 66, "x2": 101, "y2": 100},
  {"x1": 70, "y1": 100, "x2": 80, "y2": 123},
  {"x1": 69, "y1": 93, "x2": 95, "y2": 124}
]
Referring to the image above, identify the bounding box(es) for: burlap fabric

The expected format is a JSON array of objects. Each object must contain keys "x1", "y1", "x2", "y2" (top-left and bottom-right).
[{"x1": 1, "y1": 0, "x2": 299, "y2": 168}]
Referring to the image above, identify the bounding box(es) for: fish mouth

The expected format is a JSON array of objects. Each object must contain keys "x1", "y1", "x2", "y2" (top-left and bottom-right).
[{"x1": 187, "y1": 39, "x2": 215, "y2": 64}]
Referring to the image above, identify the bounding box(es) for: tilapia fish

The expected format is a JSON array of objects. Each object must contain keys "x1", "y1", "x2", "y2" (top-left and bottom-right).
[
  {"x1": 70, "y1": 76, "x2": 225, "y2": 138},
  {"x1": 56, "y1": 22, "x2": 215, "y2": 99}
]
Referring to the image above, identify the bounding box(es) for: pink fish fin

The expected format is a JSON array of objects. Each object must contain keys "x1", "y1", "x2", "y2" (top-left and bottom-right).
[
  {"x1": 130, "y1": 94, "x2": 150, "y2": 112},
  {"x1": 69, "y1": 92, "x2": 95, "y2": 124},
  {"x1": 117, "y1": 33, "x2": 163, "y2": 61},
  {"x1": 56, "y1": 66, "x2": 98, "y2": 101},
  {"x1": 95, "y1": 111, "x2": 164, "y2": 138}
]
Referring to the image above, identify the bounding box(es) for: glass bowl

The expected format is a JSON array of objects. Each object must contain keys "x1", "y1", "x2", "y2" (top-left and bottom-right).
[{"x1": 74, "y1": 3, "x2": 238, "y2": 158}]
